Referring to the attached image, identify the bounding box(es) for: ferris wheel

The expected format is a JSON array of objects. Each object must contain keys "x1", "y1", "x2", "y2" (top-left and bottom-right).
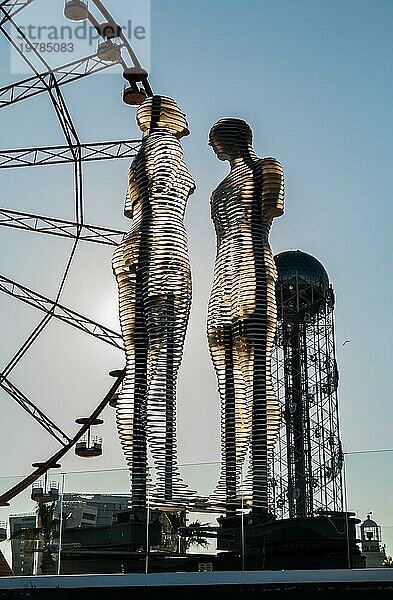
[{"x1": 0, "y1": 0, "x2": 152, "y2": 507}]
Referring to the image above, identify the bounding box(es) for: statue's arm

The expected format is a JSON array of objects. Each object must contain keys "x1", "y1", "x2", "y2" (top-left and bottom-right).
[
  {"x1": 260, "y1": 157, "x2": 285, "y2": 218},
  {"x1": 124, "y1": 160, "x2": 138, "y2": 219}
]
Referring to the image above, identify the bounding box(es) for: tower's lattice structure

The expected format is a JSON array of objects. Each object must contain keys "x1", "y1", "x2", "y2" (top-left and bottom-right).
[{"x1": 272, "y1": 251, "x2": 344, "y2": 519}]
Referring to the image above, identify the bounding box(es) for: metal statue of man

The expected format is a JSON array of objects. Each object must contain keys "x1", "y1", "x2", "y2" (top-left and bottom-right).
[{"x1": 207, "y1": 118, "x2": 284, "y2": 512}]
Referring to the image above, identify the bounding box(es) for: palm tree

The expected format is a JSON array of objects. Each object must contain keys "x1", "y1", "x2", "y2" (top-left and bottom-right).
[
  {"x1": 185, "y1": 520, "x2": 209, "y2": 551},
  {"x1": 11, "y1": 501, "x2": 59, "y2": 575},
  {"x1": 162, "y1": 510, "x2": 186, "y2": 553},
  {"x1": 383, "y1": 556, "x2": 393, "y2": 568},
  {"x1": 162, "y1": 511, "x2": 208, "y2": 553}
]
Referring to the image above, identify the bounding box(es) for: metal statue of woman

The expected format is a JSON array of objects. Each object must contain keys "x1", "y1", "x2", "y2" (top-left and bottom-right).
[
  {"x1": 207, "y1": 118, "x2": 284, "y2": 513},
  {"x1": 112, "y1": 96, "x2": 195, "y2": 509}
]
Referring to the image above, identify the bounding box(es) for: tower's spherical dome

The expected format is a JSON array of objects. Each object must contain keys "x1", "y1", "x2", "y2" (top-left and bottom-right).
[{"x1": 274, "y1": 250, "x2": 331, "y2": 318}]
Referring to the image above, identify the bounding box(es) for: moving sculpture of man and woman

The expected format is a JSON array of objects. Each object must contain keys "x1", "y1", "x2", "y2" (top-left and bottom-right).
[{"x1": 112, "y1": 95, "x2": 284, "y2": 515}]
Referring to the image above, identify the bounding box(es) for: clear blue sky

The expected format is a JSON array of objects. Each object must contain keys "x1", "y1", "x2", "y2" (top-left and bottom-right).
[{"x1": 0, "y1": 0, "x2": 392, "y2": 545}]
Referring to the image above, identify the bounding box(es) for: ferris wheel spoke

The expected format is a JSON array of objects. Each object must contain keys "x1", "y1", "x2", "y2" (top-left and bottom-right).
[
  {"x1": 0, "y1": 273, "x2": 123, "y2": 349},
  {"x1": 0, "y1": 209, "x2": 125, "y2": 245},
  {"x1": 79, "y1": 224, "x2": 124, "y2": 245},
  {"x1": 0, "y1": 373, "x2": 70, "y2": 445},
  {"x1": 0, "y1": 0, "x2": 34, "y2": 26},
  {"x1": 49, "y1": 80, "x2": 80, "y2": 148},
  {"x1": 0, "y1": 140, "x2": 141, "y2": 168},
  {"x1": 2, "y1": 313, "x2": 52, "y2": 379},
  {"x1": 0, "y1": 53, "x2": 117, "y2": 109}
]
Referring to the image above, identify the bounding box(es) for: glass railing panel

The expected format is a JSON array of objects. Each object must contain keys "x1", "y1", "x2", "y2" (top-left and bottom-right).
[
  {"x1": 3, "y1": 452, "x2": 391, "y2": 576},
  {"x1": 179, "y1": 462, "x2": 221, "y2": 569},
  {"x1": 0, "y1": 475, "x2": 32, "y2": 576},
  {"x1": 0, "y1": 471, "x2": 63, "y2": 576},
  {"x1": 143, "y1": 462, "x2": 222, "y2": 573},
  {"x1": 60, "y1": 468, "x2": 131, "y2": 575}
]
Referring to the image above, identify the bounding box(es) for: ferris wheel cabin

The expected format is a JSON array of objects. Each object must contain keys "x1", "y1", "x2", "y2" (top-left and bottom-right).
[
  {"x1": 64, "y1": 0, "x2": 88, "y2": 22},
  {"x1": 75, "y1": 418, "x2": 103, "y2": 458},
  {"x1": 123, "y1": 68, "x2": 148, "y2": 106},
  {"x1": 97, "y1": 40, "x2": 121, "y2": 63}
]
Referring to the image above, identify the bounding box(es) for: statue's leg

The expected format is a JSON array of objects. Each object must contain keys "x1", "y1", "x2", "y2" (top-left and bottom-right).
[
  {"x1": 234, "y1": 316, "x2": 269, "y2": 511},
  {"x1": 144, "y1": 280, "x2": 191, "y2": 503},
  {"x1": 251, "y1": 315, "x2": 269, "y2": 512},
  {"x1": 168, "y1": 290, "x2": 192, "y2": 500},
  {"x1": 207, "y1": 321, "x2": 226, "y2": 504},
  {"x1": 116, "y1": 270, "x2": 148, "y2": 510},
  {"x1": 220, "y1": 324, "x2": 237, "y2": 509},
  {"x1": 243, "y1": 281, "x2": 279, "y2": 512},
  {"x1": 208, "y1": 319, "x2": 247, "y2": 510},
  {"x1": 231, "y1": 322, "x2": 253, "y2": 498}
]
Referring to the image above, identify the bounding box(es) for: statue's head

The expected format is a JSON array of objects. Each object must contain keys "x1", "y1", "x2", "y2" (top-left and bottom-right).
[
  {"x1": 136, "y1": 95, "x2": 190, "y2": 138},
  {"x1": 209, "y1": 118, "x2": 253, "y2": 161}
]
